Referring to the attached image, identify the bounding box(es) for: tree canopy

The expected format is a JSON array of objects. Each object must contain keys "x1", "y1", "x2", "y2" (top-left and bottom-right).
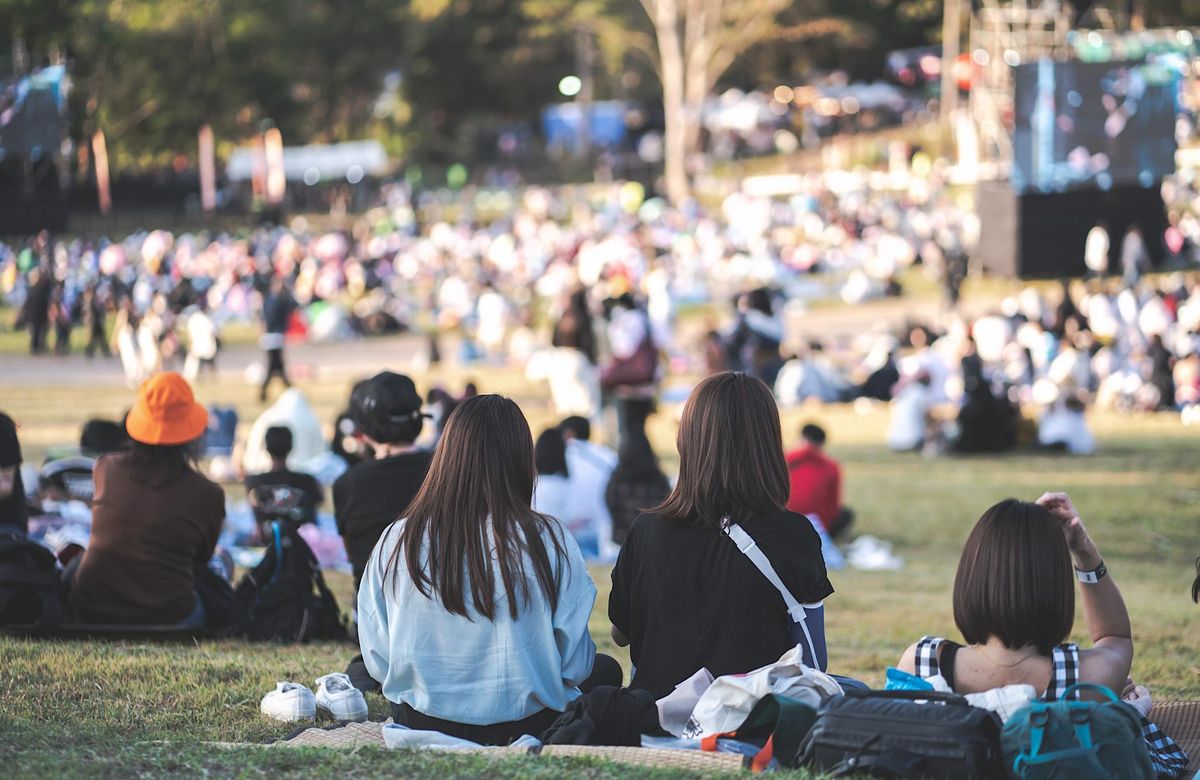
[{"x1": 2, "y1": 0, "x2": 1196, "y2": 176}]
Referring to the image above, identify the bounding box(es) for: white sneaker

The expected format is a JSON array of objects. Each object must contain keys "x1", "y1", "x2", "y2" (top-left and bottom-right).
[
  {"x1": 260, "y1": 682, "x2": 317, "y2": 722},
  {"x1": 315, "y1": 673, "x2": 369, "y2": 722}
]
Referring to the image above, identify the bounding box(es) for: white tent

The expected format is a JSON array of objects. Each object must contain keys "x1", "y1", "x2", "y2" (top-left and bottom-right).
[{"x1": 225, "y1": 139, "x2": 390, "y2": 182}]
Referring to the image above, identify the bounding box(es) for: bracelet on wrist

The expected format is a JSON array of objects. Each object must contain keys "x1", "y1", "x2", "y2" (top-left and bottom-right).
[{"x1": 1075, "y1": 559, "x2": 1107, "y2": 584}]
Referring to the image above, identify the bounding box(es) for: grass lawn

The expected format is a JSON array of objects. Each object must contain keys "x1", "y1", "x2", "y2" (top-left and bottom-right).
[{"x1": 1, "y1": 367, "x2": 1198, "y2": 778}]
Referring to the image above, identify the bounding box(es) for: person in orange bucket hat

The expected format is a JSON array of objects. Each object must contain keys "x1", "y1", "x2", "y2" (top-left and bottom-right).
[
  {"x1": 67, "y1": 372, "x2": 231, "y2": 628},
  {"x1": 124, "y1": 371, "x2": 210, "y2": 446}
]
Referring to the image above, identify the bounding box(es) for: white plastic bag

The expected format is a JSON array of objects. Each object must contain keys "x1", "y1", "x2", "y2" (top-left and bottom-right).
[
  {"x1": 683, "y1": 646, "x2": 843, "y2": 738},
  {"x1": 656, "y1": 668, "x2": 715, "y2": 737}
]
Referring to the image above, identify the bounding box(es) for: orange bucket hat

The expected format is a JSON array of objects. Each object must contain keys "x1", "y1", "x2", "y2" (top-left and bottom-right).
[{"x1": 125, "y1": 372, "x2": 209, "y2": 446}]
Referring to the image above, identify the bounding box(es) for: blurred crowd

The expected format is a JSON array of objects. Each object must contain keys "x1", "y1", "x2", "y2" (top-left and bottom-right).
[{"x1": 3, "y1": 172, "x2": 1200, "y2": 440}]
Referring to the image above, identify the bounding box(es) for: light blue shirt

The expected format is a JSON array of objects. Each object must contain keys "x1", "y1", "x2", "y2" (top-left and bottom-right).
[{"x1": 358, "y1": 519, "x2": 597, "y2": 725}]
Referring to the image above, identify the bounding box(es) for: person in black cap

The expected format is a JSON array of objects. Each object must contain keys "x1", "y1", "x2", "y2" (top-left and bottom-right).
[{"x1": 332, "y1": 371, "x2": 433, "y2": 592}]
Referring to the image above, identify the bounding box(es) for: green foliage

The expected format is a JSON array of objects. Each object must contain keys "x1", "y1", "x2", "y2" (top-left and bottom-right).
[{"x1": 5, "y1": 0, "x2": 1198, "y2": 170}]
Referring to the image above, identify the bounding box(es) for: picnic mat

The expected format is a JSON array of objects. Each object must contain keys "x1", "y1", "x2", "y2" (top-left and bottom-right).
[
  {"x1": 275, "y1": 721, "x2": 747, "y2": 772},
  {"x1": 266, "y1": 702, "x2": 1200, "y2": 773},
  {"x1": 1150, "y1": 701, "x2": 1200, "y2": 773}
]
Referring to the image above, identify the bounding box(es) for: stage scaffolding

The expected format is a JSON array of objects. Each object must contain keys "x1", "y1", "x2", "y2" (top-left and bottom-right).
[{"x1": 969, "y1": 0, "x2": 1074, "y2": 173}]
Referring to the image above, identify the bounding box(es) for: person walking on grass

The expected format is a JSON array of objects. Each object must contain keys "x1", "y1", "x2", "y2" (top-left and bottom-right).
[{"x1": 260, "y1": 276, "x2": 296, "y2": 402}]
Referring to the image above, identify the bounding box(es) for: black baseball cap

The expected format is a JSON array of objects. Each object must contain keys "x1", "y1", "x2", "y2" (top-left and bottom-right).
[{"x1": 350, "y1": 372, "x2": 428, "y2": 444}]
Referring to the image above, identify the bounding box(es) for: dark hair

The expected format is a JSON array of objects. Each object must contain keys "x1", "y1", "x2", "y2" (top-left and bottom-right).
[
  {"x1": 613, "y1": 433, "x2": 664, "y2": 480},
  {"x1": 801, "y1": 423, "x2": 826, "y2": 446},
  {"x1": 651, "y1": 372, "x2": 789, "y2": 529},
  {"x1": 387, "y1": 395, "x2": 566, "y2": 621},
  {"x1": 560, "y1": 416, "x2": 591, "y2": 442},
  {"x1": 534, "y1": 428, "x2": 569, "y2": 477},
  {"x1": 265, "y1": 426, "x2": 294, "y2": 460},
  {"x1": 80, "y1": 419, "x2": 128, "y2": 454},
  {"x1": 1192, "y1": 557, "x2": 1199, "y2": 604},
  {"x1": 351, "y1": 372, "x2": 424, "y2": 445},
  {"x1": 953, "y1": 499, "x2": 1075, "y2": 655},
  {"x1": 121, "y1": 440, "x2": 201, "y2": 488}
]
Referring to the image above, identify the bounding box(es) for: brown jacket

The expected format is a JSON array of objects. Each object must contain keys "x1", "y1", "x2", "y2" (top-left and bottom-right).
[{"x1": 70, "y1": 454, "x2": 224, "y2": 624}]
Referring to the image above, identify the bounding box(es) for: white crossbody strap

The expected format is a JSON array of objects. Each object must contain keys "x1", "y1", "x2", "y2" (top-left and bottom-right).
[
  {"x1": 724, "y1": 520, "x2": 823, "y2": 667},
  {"x1": 724, "y1": 521, "x2": 807, "y2": 623}
]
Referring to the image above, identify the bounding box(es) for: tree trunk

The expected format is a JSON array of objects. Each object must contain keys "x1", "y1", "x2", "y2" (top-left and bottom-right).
[{"x1": 654, "y1": 0, "x2": 690, "y2": 204}]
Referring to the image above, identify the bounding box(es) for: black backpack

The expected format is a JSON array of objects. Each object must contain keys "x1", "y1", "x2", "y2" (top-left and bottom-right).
[
  {"x1": 798, "y1": 689, "x2": 1004, "y2": 778},
  {"x1": 0, "y1": 531, "x2": 64, "y2": 628},
  {"x1": 232, "y1": 521, "x2": 347, "y2": 642}
]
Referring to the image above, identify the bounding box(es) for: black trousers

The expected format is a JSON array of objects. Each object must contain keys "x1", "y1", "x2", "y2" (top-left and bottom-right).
[
  {"x1": 388, "y1": 653, "x2": 624, "y2": 746},
  {"x1": 260, "y1": 347, "x2": 291, "y2": 400},
  {"x1": 85, "y1": 327, "x2": 111, "y2": 358},
  {"x1": 29, "y1": 322, "x2": 48, "y2": 354}
]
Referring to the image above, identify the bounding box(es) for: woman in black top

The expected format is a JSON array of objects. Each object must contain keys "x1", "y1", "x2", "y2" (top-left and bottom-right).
[{"x1": 609, "y1": 372, "x2": 833, "y2": 699}]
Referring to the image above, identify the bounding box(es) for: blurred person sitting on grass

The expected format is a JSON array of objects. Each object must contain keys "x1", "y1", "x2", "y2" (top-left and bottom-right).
[
  {"x1": 245, "y1": 426, "x2": 322, "y2": 534},
  {"x1": 65, "y1": 373, "x2": 231, "y2": 629},
  {"x1": 785, "y1": 423, "x2": 853, "y2": 540},
  {"x1": 604, "y1": 432, "x2": 671, "y2": 547}
]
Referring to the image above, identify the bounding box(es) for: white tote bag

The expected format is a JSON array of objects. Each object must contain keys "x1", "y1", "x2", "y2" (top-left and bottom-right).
[{"x1": 682, "y1": 645, "x2": 843, "y2": 739}]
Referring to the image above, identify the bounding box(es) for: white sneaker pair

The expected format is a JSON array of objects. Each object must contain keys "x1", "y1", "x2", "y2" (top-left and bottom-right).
[{"x1": 260, "y1": 673, "x2": 369, "y2": 723}]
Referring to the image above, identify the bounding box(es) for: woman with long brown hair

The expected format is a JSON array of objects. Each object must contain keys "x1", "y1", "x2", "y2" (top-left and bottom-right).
[
  {"x1": 608, "y1": 372, "x2": 834, "y2": 699},
  {"x1": 357, "y1": 394, "x2": 620, "y2": 745}
]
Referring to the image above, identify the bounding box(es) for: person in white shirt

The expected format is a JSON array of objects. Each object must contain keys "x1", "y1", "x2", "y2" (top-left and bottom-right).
[
  {"x1": 474, "y1": 281, "x2": 510, "y2": 361},
  {"x1": 183, "y1": 300, "x2": 220, "y2": 382},
  {"x1": 887, "y1": 373, "x2": 936, "y2": 452},
  {"x1": 559, "y1": 416, "x2": 619, "y2": 563},
  {"x1": 1084, "y1": 223, "x2": 1109, "y2": 277},
  {"x1": 1038, "y1": 396, "x2": 1096, "y2": 455},
  {"x1": 358, "y1": 395, "x2": 621, "y2": 745}
]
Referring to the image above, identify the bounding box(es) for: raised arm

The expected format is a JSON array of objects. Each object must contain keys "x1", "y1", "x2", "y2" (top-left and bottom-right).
[{"x1": 1036, "y1": 492, "x2": 1133, "y2": 689}]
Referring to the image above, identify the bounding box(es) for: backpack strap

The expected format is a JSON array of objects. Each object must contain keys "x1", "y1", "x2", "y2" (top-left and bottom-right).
[
  {"x1": 1046, "y1": 643, "x2": 1082, "y2": 700},
  {"x1": 722, "y1": 520, "x2": 821, "y2": 667},
  {"x1": 913, "y1": 636, "x2": 945, "y2": 680}
]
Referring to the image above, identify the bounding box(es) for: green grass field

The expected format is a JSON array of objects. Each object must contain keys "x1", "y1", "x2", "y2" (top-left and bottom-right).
[{"x1": 1, "y1": 367, "x2": 1198, "y2": 778}]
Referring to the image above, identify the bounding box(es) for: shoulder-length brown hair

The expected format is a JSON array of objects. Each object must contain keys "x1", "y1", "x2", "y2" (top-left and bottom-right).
[
  {"x1": 953, "y1": 499, "x2": 1075, "y2": 655},
  {"x1": 386, "y1": 395, "x2": 566, "y2": 621},
  {"x1": 650, "y1": 371, "x2": 789, "y2": 530}
]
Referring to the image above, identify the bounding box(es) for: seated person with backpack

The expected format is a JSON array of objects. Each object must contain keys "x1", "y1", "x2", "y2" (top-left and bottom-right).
[
  {"x1": 66, "y1": 373, "x2": 229, "y2": 628},
  {"x1": 245, "y1": 426, "x2": 322, "y2": 532},
  {"x1": 358, "y1": 395, "x2": 621, "y2": 745},
  {"x1": 895, "y1": 493, "x2": 1188, "y2": 777}
]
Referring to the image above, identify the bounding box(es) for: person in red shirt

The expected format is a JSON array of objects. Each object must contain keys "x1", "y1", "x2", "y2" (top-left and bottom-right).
[{"x1": 785, "y1": 424, "x2": 853, "y2": 539}]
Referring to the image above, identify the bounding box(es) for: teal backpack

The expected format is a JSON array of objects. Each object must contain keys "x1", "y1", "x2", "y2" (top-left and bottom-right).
[{"x1": 1001, "y1": 683, "x2": 1154, "y2": 779}]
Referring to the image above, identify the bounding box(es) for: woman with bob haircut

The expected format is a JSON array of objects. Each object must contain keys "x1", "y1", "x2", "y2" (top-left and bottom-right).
[
  {"x1": 357, "y1": 395, "x2": 620, "y2": 745},
  {"x1": 897, "y1": 494, "x2": 1131, "y2": 694},
  {"x1": 897, "y1": 493, "x2": 1188, "y2": 775},
  {"x1": 608, "y1": 372, "x2": 833, "y2": 699}
]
